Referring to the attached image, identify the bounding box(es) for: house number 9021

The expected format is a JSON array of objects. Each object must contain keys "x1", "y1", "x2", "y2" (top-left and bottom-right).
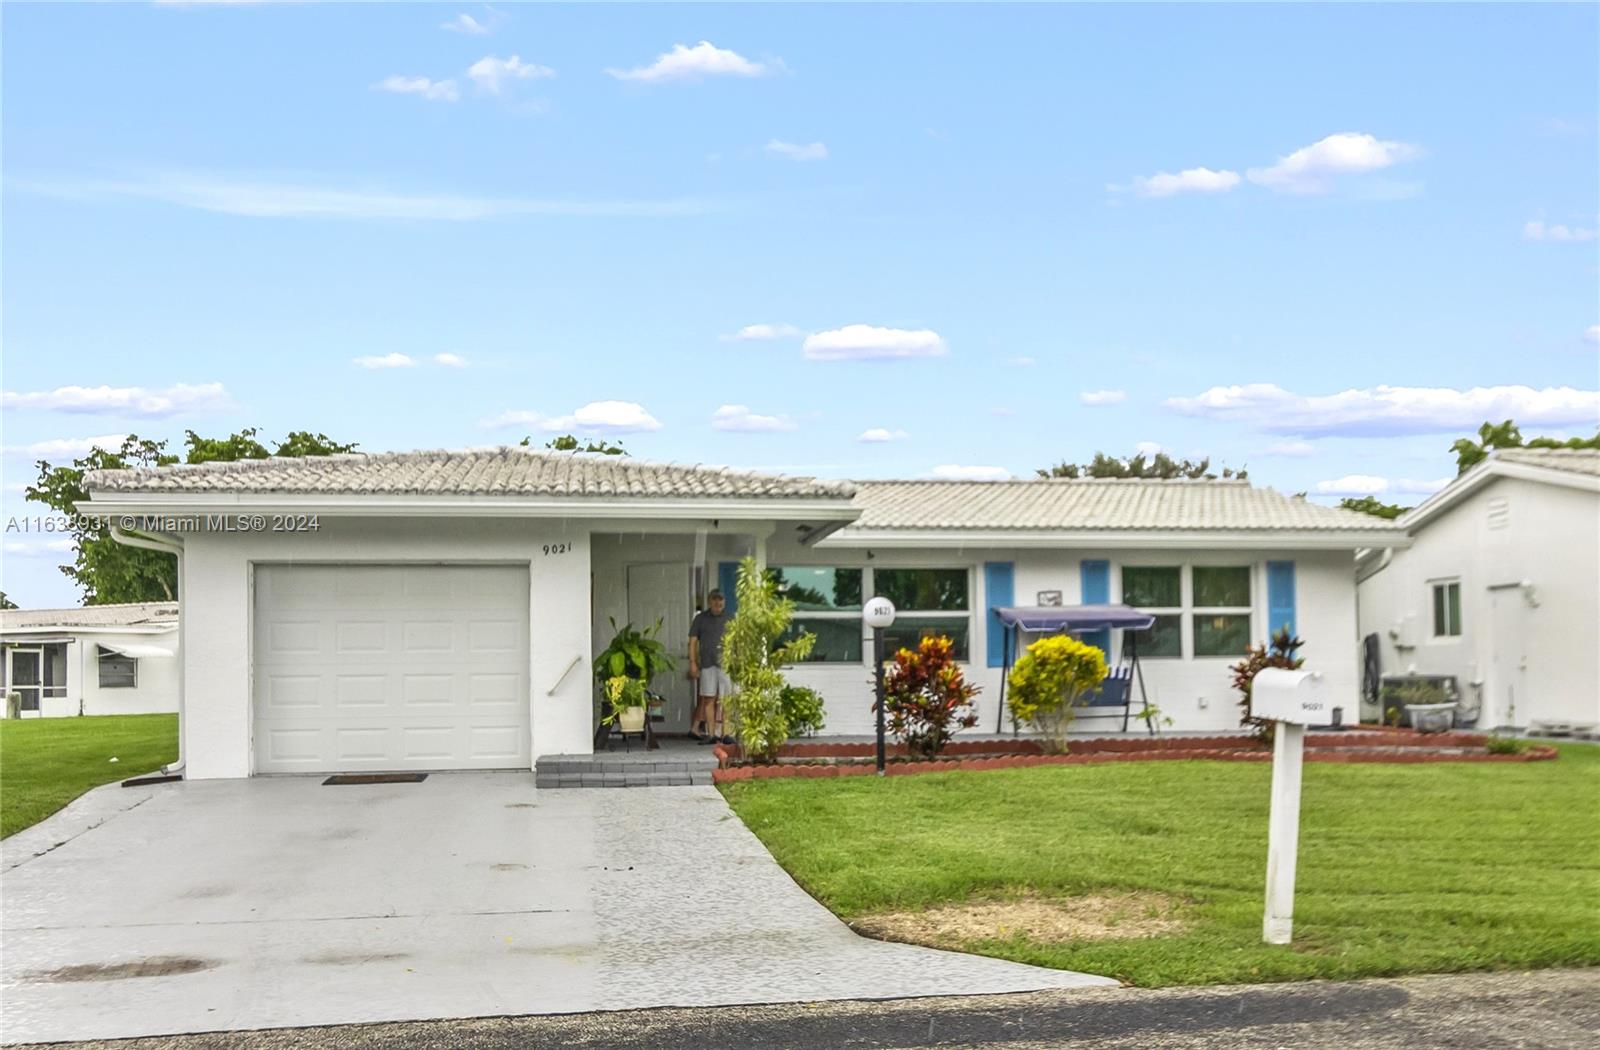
[{"x1": 542, "y1": 542, "x2": 572, "y2": 556}]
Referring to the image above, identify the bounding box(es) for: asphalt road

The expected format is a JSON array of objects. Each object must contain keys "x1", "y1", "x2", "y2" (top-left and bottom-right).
[{"x1": 14, "y1": 969, "x2": 1597, "y2": 1050}]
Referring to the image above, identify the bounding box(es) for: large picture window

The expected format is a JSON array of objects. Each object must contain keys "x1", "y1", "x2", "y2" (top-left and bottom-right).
[
  {"x1": 1192, "y1": 566, "x2": 1252, "y2": 657},
  {"x1": 877, "y1": 568, "x2": 970, "y2": 660},
  {"x1": 1122, "y1": 566, "x2": 1182, "y2": 658},
  {"x1": 773, "y1": 566, "x2": 863, "y2": 663},
  {"x1": 1120, "y1": 564, "x2": 1254, "y2": 659}
]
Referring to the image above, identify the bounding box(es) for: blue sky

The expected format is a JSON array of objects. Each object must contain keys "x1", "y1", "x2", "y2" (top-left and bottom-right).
[{"x1": 3, "y1": 2, "x2": 1597, "y2": 606}]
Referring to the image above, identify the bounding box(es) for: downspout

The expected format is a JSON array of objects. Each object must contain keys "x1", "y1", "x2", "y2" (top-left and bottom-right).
[{"x1": 109, "y1": 525, "x2": 186, "y2": 776}]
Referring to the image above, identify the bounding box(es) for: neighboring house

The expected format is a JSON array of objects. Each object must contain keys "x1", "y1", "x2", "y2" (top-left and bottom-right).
[
  {"x1": 1357, "y1": 448, "x2": 1600, "y2": 733},
  {"x1": 79, "y1": 449, "x2": 1403, "y2": 779},
  {"x1": 1, "y1": 603, "x2": 179, "y2": 717}
]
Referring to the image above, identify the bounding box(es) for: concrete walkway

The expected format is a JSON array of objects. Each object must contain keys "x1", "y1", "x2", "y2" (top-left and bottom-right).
[{"x1": 0, "y1": 775, "x2": 1111, "y2": 1044}]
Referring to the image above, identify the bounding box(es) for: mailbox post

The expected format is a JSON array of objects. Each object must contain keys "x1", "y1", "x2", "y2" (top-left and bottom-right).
[
  {"x1": 863, "y1": 597, "x2": 897, "y2": 776},
  {"x1": 1251, "y1": 668, "x2": 1327, "y2": 945}
]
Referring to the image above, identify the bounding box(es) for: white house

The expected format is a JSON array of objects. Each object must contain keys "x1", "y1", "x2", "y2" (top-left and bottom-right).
[
  {"x1": 1, "y1": 603, "x2": 179, "y2": 718},
  {"x1": 1356, "y1": 448, "x2": 1600, "y2": 733},
  {"x1": 79, "y1": 448, "x2": 1403, "y2": 779}
]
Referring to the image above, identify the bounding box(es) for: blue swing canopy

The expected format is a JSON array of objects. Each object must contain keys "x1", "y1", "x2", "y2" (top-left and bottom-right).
[{"x1": 993, "y1": 604, "x2": 1156, "y2": 633}]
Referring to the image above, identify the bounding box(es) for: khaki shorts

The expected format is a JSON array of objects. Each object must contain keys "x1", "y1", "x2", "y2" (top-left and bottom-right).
[{"x1": 696, "y1": 666, "x2": 734, "y2": 700}]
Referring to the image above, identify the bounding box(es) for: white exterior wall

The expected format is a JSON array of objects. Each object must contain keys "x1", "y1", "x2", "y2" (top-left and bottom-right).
[
  {"x1": 1357, "y1": 475, "x2": 1600, "y2": 729},
  {"x1": 179, "y1": 517, "x2": 592, "y2": 779},
  {"x1": 3, "y1": 629, "x2": 178, "y2": 717},
  {"x1": 770, "y1": 533, "x2": 1362, "y2": 736}
]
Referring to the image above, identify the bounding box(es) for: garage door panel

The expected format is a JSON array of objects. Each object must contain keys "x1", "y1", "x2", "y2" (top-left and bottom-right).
[{"x1": 253, "y1": 565, "x2": 530, "y2": 774}]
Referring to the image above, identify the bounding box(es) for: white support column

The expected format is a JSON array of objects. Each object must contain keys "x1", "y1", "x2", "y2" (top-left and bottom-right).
[{"x1": 1262, "y1": 721, "x2": 1306, "y2": 944}]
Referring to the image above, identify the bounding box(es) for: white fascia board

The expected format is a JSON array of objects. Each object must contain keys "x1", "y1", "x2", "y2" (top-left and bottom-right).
[
  {"x1": 818, "y1": 528, "x2": 1411, "y2": 551},
  {"x1": 1399, "y1": 461, "x2": 1600, "y2": 533},
  {"x1": 2, "y1": 624, "x2": 177, "y2": 638},
  {"x1": 77, "y1": 492, "x2": 861, "y2": 523}
]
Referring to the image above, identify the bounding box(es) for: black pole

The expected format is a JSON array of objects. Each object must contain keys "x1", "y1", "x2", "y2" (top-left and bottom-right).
[{"x1": 874, "y1": 627, "x2": 887, "y2": 776}]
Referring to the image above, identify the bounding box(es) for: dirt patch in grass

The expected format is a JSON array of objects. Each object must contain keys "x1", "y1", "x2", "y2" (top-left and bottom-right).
[{"x1": 853, "y1": 891, "x2": 1189, "y2": 948}]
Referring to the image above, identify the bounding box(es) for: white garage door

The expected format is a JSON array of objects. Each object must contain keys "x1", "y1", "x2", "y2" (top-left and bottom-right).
[{"x1": 252, "y1": 565, "x2": 530, "y2": 774}]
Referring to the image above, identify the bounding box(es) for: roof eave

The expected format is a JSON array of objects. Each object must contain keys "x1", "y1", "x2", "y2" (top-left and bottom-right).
[
  {"x1": 819, "y1": 527, "x2": 1411, "y2": 551},
  {"x1": 1398, "y1": 459, "x2": 1600, "y2": 533}
]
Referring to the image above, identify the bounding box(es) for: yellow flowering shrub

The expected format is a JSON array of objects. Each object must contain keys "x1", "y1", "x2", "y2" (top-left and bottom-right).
[{"x1": 1006, "y1": 635, "x2": 1108, "y2": 752}]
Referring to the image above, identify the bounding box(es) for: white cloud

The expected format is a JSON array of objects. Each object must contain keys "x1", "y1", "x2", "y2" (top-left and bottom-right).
[
  {"x1": 433, "y1": 353, "x2": 468, "y2": 367},
  {"x1": 710, "y1": 404, "x2": 797, "y2": 432},
  {"x1": 467, "y1": 54, "x2": 554, "y2": 94},
  {"x1": 606, "y1": 41, "x2": 773, "y2": 83},
  {"x1": 1264, "y1": 440, "x2": 1317, "y2": 458},
  {"x1": 802, "y1": 324, "x2": 948, "y2": 362},
  {"x1": 765, "y1": 139, "x2": 828, "y2": 162},
  {"x1": 482, "y1": 400, "x2": 662, "y2": 433},
  {"x1": 376, "y1": 75, "x2": 460, "y2": 102},
  {"x1": 1523, "y1": 219, "x2": 1596, "y2": 243},
  {"x1": 1080, "y1": 389, "x2": 1127, "y2": 405},
  {"x1": 354, "y1": 353, "x2": 416, "y2": 370},
  {"x1": 1134, "y1": 441, "x2": 1164, "y2": 458},
  {"x1": 1165, "y1": 383, "x2": 1600, "y2": 437},
  {"x1": 1119, "y1": 166, "x2": 1240, "y2": 198},
  {"x1": 929, "y1": 464, "x2": 1011, "y2": 481},
  {"x1": 441, "y1": 9, "x2": 498, "y2": 35},
  {"x1": 857, "y1": 427, "x2": 908, "y2": 443},
  {"x1": 2, "y1": 382, "x2": 229, "y2": 418},
  {"x1": 1010, "y1": 356, "x2": 1036, "y2": 367},
  {"x1": 1246, "y1": 132, "x2": 1422, "y2": 194},
  {"x1": 1314, "y1": 475, "x2": 1449, "y2": 497},
  {"x1": 3, "y1": 435, "x2": 130, "y2": 460},
  {"x1": 721, "y1": 323, "x2": 802, "y2": 342},
  {"x1": 3, "y1": 538, "x2": 76, "y2": 558},
  {"x1": 20, "y1": 171, "x2": 721, "y2": 221},
  {"x1": 1585, "y1": 325, "x2": 1600, "y2": 345}
]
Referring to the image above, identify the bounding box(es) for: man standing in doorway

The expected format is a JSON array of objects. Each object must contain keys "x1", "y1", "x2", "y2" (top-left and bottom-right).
[{"x1": 688, "y1": 589, "x2": 734, "y2": 744}]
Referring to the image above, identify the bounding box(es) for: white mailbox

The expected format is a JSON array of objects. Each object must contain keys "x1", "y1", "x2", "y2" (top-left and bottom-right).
[{"x1": 1252, "y1": 669, "x2": 1327, "y2": 725}]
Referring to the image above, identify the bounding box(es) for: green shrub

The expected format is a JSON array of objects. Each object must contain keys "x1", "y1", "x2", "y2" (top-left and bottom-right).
[
  {"x1": 723, "y1": 557, "x2": 815, "y2": 762},
  {"x1": 883, "y1": 636, "x2": 980, "y2": 758},
  {"x1": 1006, "y1": 634, "x2": 1107, "y2": 753},
  {"x1": 1229, "y1": 625, "x2": 1304, "y2": 742},
  {"x1": 780, "y1": 685, "x2": 826, "y2": 737},
  {"x1": 1485, "y1": 735, "x2": 1529, "y2": 755}
]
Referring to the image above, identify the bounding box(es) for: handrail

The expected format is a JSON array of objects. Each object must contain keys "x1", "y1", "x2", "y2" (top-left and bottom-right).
[{"x1": 547, "y1": 655, "x2": 584, "y2": 696}]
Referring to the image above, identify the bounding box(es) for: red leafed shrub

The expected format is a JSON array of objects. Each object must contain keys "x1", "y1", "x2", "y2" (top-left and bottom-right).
[{"x1": 881, "y1": 636, "x2": 981, "y2": 759}]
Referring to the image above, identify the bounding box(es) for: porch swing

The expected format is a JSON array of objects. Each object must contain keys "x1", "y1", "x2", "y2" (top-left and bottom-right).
[{"x1": 992, "y1": 604, "x2": 1158, "y2": 735}]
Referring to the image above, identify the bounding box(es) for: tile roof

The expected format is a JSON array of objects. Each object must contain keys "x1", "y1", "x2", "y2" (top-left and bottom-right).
[
  {"x1": 1494, "y1": 447, "x2": 1600, "y2": 477},
  {"x1": 84, "y1": 448, "x2": 857, "y2": 500},
  {"x1": 843, "y1": 478, "x2": 1401, "y2": 533},
  {"x1": 1, "y1": 602, "x2": 178, "y2": 631}
]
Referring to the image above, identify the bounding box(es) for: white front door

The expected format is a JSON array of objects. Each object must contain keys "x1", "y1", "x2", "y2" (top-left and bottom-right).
[
  {"x1": 1487, "y1": 586, "x2": 1527, "y2": 730},
  {"x1": 626, "y1": 562, "x2": 693, "y2": 732},
  {"x1": 252, "y1": 564, "x2": 531, "y2": 774}
]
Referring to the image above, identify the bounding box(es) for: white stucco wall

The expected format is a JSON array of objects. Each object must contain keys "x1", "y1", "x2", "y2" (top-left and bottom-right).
[
  {"x1": 3, "y1": 629, "x2": 178, "y2": 717},
  {"x1": 768, "y1": 534, "x2": 1362, "y2": 737},
  {"x1": 1357, "y1": 475, "x2": 1600, "y2": 729},
  {"x1": 179, "y1": 517, "x2": 592, "y2": 779}
]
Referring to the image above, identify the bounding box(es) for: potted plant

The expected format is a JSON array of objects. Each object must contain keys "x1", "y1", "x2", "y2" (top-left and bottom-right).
[
  {"x1": 601, "y1": 675, "x2": 649, "y2": 733},
  {"x1": 593, "y1": 618, "x2": 675, "y2": 720},
  {"x1": 1396, "y1": 679, "x2": 1458, "y2": 733}
]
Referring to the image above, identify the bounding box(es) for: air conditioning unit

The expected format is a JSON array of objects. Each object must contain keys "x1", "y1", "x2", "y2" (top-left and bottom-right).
[{"x1": 1379, "y1": 674, "x2": 1473, "y2": 728}]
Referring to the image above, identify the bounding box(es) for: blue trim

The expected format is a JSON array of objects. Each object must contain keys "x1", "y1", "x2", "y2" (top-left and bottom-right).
[
  {"x1": 717, "y1": 561, "x2": 740, "y2": 615},
  {"x1": 984, "y1": 561, "x2": 1015, "y2": 668},
  {"x1": 1266, "y1": 561, "x2": 1296, "y2": 643},
  {"x1": 1080, "y1": 560, "x2": 1111, "y2": 657}
]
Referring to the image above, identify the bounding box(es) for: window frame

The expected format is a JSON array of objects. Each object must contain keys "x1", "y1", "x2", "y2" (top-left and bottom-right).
[
  {"x1": 1190, "y1": 565, "x2": 1255, "y2": 659},
  {"x1": 1116, "y1": 561, "x2": 1257, "y2": 661},
  {"x1": 97, "y1": 648, "x2": 139, "y2": 689},
  {"x1": 1430, "y1": 579, "x2": 1463, "y2": 638},
  {"x1": 1120, "y1": 565, "x2": 1184, "y2": 660},
  {"x1": 769, "y1": 563, "x2": 975, "y2": 665}
]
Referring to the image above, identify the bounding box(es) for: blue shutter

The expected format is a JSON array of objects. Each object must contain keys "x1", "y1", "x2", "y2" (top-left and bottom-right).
[
  {"x1": 717, "y1": 561, "x2": 740, "y2": 615},
  {"x1": 1266, "y1": 561, "x2": 1296, "y2": 645},
  {"x1": 1080, "y1": 559, "x2": 1111, "y2": 658},
  {"x1": 984, "y1": 561, "x2": 1015, "y2": 668}
]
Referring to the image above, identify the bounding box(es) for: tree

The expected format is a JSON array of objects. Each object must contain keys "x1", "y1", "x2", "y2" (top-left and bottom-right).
[
  {"x1": 27, "y1": 429, "x2": 358, "y2": 605},
  {"x1": 721, "y1": 557, "x2": 814, "y2": 762},
  {"x1": 1451, "y1": 419, "x2": 1600, "y2": 475},
  {"x1": 1338, "y1": 495, "x2": 1406, "y2": 520},
  {"x1": 0, "y1": 591, "x2": 17, "y2": 610},
  {"x1": 1039, "y1": 451, "x2": 1246, "y2": 481},
  {"x1": 523, "y1": 434, "x2": 629, "y2": 455}
]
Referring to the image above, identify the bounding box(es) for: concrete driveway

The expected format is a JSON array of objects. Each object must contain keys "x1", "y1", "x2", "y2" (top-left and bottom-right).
[{"x1": 0, "y1": 774, "x2": 1112, "y2": 1044}]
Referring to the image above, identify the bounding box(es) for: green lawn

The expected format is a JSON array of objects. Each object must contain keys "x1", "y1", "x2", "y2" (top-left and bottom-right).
[
  {"x1": 0, "y1": 714, "x2": 178, "y2": 838},
  {"x1": 722, "y1": 745, "x2": 1600, "y2": 986}
]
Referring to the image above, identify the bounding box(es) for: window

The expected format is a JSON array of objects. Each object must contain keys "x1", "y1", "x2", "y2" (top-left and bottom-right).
[
  {"x1": 772, "y1": 566, "x2": 863, "y2": 663},
  {"x1": 98, "y1": 649, "x2": 137, "y2": 688},
  {"x1": 1192, "y1": 566, "x2": 1252, "y2": 658},
  {"x1": 1432, "y1": 581, "x2": 1462, "y2": 637},
  {"x1": 1122, "y1": 567, "x2": 1182, "y2": 658},
  {"x1": 1120, "y1": 564, "x2": 1254, "y2": 659},
  {"x1": 875, "y1": 568, "x2": 970, "y2": 660}
]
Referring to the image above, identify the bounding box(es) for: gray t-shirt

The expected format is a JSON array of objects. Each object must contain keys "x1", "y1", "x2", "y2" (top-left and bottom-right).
[{"x1": 689, "y1": 609, "x2": 728, "y2": 668}]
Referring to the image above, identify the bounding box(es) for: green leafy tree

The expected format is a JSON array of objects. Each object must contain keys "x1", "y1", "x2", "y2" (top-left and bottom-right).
[
  {"x1": 28, "y1": 429, "x2": 358, "y2": 604},
  {"x1": 1338, "y1": 495, "x2": 1406, "y2": 520},
  {"x1": 1039, "y1": 451, "x2": 1245, "y2": 481},
  {"x1": 722, "y1": 557, "x2": 815, "y2": 762},
  {"x1": 523, "y1": 434, "x2": 629, "y2": 455},
  {"x1": 1451, "y1": 419, "x2": 1600, "y2": 474},
  {"x1": 0, "y1": 591, "x2": 18, "y2": 610}
]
